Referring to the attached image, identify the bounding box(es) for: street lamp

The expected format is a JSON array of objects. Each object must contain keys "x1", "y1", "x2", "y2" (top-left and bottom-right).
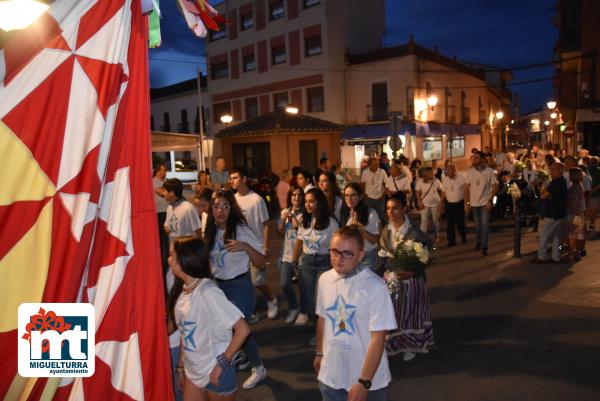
[
  {"x1": 220, "y1": 114, "x2": 233, "y2": 124},
  {"x1": 495, "y1": 111, "x2": 504, "y2": 120},
  {"x1": 550, "y1": 112, "x2": 557, "y2": 119},
  {"x1": 285, "y1": 105, "x2": 299, "y2": 114},
  {"x1": 546, "y1": 100, "x2": 557, "y2": 110},
  {"x1": 0, "y1": 0, "x2": 49, "y2": 31},
  {"x1": 426, "y1": 94, "x2": 438, "y2": 110}
]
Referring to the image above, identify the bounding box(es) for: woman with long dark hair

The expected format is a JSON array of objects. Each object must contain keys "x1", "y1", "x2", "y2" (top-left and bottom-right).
[
  {"x1": 296, "y1": 170, "x2": 315, "y2": 193},
  {"x1": 339, "y1": 182, "x2": 381, "y2": 271},
  {"x1": 169, "y1": 237, "x2": 250, "y2": 401},
  {"x1": 317, "y1": 171, "x2": 343, "y2": 221},
  {"x1": 276, "y1": 185, "x2": 308, "y2": 325},
  {"x1": 203, "y1": 190, "x2": 268, "y2": 390},
  {"x1": 291, "y1": 188, "x2": 339, "y2": 332}
]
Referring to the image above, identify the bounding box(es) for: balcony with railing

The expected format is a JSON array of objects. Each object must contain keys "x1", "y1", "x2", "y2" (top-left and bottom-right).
[
  {"x1": 366, "y1": 103, "x2": 389, "y2": 122},
  {"x1": 177, "y1": 122, "x2": 190, "y2": 133}
]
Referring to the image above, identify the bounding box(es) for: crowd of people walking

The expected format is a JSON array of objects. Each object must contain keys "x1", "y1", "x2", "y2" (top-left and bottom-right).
[{"x1": 152, "y1": 145, "x2": 600, "y2": 400}]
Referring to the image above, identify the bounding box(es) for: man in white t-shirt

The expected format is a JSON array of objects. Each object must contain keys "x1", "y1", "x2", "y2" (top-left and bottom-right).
[
  {"x1": 163, "y1": 178, "x2": 202, "y2": 242},
  {"x1": 416, "y1": 167, "x2": 443, "y2": 242},
  {"x1": 230, "y1": 167, "x2": 278, "y2": 321},
  {"x1": 385, "y1": 162, "x2": 411, "y2": 198},
  {"x1": 440, "y1": 164, "x2": 467, "y2": 247},
  {"x1": 465, "y1": 151, "x2": 498, "y2": 256},
  {"x1": 361, "y1": 157, "x2": 388, "y2": 222},
  {"x1": 314, "y1": 225, "x2": 396, "y2": 401},
  {"x1": 153, "y1": 163, "x2": 170, "y2": 273}
]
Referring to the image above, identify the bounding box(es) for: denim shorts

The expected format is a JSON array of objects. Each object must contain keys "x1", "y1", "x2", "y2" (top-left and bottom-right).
[{"x1": 204, "y1": 364, "x2": 236, "y2": 396}]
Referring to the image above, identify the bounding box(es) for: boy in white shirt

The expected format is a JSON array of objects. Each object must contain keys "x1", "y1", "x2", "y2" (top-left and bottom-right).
[{"x1": 314, "y1": 225, "x2": 396, "y2": 401}]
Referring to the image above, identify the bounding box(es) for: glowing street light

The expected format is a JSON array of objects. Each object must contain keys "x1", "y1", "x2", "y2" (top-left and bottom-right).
[
  {"x1": 495, "y1": 111, "x2": 504, "y2": 120},
  {"x1": 546, "y1": 100, "x2": 557, "y2": 110},
  {"x1": 0, "y1": 0, "x2": 49, "y2": 31},
  {"x1": 220, "y1": 114, "x2": 233, "y2": 124},
  {"x1": 426, "y1": 94, "x2": 438, "y2": 109},
  {"x1": 544, "y1": 120, "x2": 550, "y2": 126},
  {"x1": 550, "y1": 112, "x2": 558, "y2": 119},
  {"x1": 285, "y1": 106, "x2": 299, "y2": 114}
]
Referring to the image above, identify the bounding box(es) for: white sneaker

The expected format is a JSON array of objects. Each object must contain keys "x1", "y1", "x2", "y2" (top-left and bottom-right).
[
  {"x1": 285, "y1": 309, "x2": 299, "y2": 324},
  {"x1": 267, "y1": 298, "x2": 278, "y2": 319},
  {"x1": 248, "y1": 313, "x2": 260, "y2": 324},
  {"x1": 294, "y1": 313, "x2": 309, "y2": 326},
  {"x1": 403, "y1": 352, "x2": 416, "y2": 362},
  {"x1": 242, "y1": 365, "x2": 267, "y2": 389}
]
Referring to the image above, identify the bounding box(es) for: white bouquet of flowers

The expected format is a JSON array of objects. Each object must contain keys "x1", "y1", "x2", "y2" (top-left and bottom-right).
[{"x1": 384, "y1": 239, "x2": 430, "y2": 287}]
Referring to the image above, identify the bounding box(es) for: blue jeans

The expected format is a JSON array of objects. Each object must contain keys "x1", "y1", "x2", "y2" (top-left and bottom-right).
[
  {"x1": 538, "y1": 217, "x2": 565, "y2": 261},
  {"x1": 318, "y1": 382, "x2": 388, "y2": 401},
  {"x1": 205, "y1": 364, "x2": 237, "y2": 396},
  {"x1": 216, "y1": 273, "x2": 262, "y2": 368},
  {"x1": 280, "y1": 261, "x2": 301, "y2": 311},
  {"x1": 471, "y1": 206, "x2": 490, "y2": 250},
  {"x1": 299, "y1": 253, "x2": 331, "y2": 321},
  {"x1": 170, "y1": 346, "x2": 183, "y2": 401}
]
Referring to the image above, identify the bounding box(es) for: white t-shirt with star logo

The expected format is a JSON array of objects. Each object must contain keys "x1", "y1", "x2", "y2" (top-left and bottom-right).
[
  {"x1": 175, "y1": 279, "x2": 243, "y2": 388},
  {"x1": 165, "y1": 200, "x2": 201, "y2": 242},
  {"x1": 316, "y1": 268, "x2": 397, "y2": 391},
  {"x1": 209, "y1": 225, "x2": 263, "y2": 280},
  {"x1": 297, "y1": 217, "x2": 339, "y2": 255}
]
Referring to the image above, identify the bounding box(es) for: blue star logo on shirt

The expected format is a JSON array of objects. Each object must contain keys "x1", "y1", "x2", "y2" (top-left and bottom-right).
[
  {"x1": 179, "y1": 320, "x2": 197, "y2": 352},
  {"x1": 168, "y1": 214, "x2": 180, "y2": 235},
  {"x1": 211, "y1": 237, "x2": 227, "y2": 269},
  {"x1": 306, "y1": 229, "x2": 324, "y2": 254},
  {"x1": 325, "y1": 295, "x2": 357, "y2": 336}
]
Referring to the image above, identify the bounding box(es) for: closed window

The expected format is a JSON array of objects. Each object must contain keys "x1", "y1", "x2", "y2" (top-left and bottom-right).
[
  {"x1": 305, "y1": 35, "x2": 322, "y2": 56},
  {"x1": 304, "y1": 0, "x2": 320, "y2": 8},
  {"x1": 240, "y1": 12, "x2": 253, "y2": 30},
  {"x1": 213, "y1": 102, "x2": 231, "y2": 123},
  {"x1": 209, "y1": 28, "x2": 227, "y2": 41},
  {"x1": 447, "y1": 136, "x2": 465, "y2": 158},
  {"x1": 307, "y1": 86, "x2": 324, "y2": 112},
  {"x1": 270, "y1": 1, "x2": 285, "y2": 20},
  {"x1": 243, "y1": 53, "x2": 256, "y2": 71},
  {"x1": 423, "y1": 138, "x2": 442, "y2": 161},
  {"x1": 273, "y1": 92, "x2": 288, "y2": 109},
  {"x1": 211, "y1": 61, "x2": 229, "y2": 79},
  {"x1": 272, "y1": 45, "x2": 286, "y2": 65},
  {"x1": 245, "y1": 97, "x2": 259, "y2": 119}
]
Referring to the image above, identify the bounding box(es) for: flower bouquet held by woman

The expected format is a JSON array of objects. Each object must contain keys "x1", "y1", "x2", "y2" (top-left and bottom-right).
[{"x1": 379, "y1": 193, "x2": 434, "y2": 362}]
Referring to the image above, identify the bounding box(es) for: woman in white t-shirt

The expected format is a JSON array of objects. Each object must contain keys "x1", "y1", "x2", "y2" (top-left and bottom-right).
[
  {"x1": 317, "y1": 171, "x2": 343, "y2": 221},
  {"x1": 416, "y1": 167, "x2": 443, "y2": 242},
  {"x1": 203, "y1": 191, "x2": 268, "y2": 390},
  {"x1": 292, "y1": 188, "x2": 339, "y2": 327},
  {"x1": 276, "y1": 185, "x2": 308, "y2": 325},
  {"x1": 169, "y1": 237, "x2": 250, "y2": 401},
  {"x1": 339, "y1": 182, "x2": 381, "y2": 271}
]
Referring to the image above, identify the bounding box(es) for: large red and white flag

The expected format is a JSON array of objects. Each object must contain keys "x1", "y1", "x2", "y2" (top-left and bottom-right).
[{"x1": 0, "y1": 1, "x2": 173, "y2": 400}]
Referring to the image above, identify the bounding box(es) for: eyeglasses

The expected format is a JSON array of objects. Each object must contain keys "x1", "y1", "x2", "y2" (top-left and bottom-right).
[
  {"x1": 330, "y1": 248, "x2": 355, "y2": 259},
  {"x1": 212, "y1": 203, "x2": 231, "y2": 210}
]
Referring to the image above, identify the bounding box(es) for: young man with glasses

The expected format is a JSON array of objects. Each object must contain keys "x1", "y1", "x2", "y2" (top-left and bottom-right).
[{"x1": 314, "y1": 225, "x2": 396, "y2": 401}]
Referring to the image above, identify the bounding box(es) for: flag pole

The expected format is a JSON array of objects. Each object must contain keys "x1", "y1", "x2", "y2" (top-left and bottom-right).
[{"x1": 197, "y1": 68, "x2": 205, "y2": 172}]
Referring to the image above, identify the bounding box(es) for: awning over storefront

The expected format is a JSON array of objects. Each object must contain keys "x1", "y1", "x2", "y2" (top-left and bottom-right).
[{"x1": 342, "y1": 122, "x2": 481, "y2": 143}]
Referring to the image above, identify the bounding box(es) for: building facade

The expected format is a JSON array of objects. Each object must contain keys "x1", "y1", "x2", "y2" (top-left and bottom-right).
[{"x1": 556, "y1": 0, "x2": 600, "y2": 155}]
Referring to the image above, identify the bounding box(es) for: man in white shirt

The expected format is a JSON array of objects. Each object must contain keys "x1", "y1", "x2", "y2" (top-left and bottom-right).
[
  {"x1": 230, "y1": 167, "x2": 278, "y2": 320},
  {"x1": 465, "y1": 151, "x2": 498, "y2": 256},
  {"x1": 314, "y1": 225, "x2": 396, "y2": 401},
  {"x1": 440, "y1": 164, "x2": 467, "y2": 247},
  {"x1": 361, "y1": 157, "x2": 388, "y2": 222},
  {"x1": 163, "y1": 178, "x2": 202, "y2": 242},
  {"x1": 385, "y1": 162, "x2": 411, "y2": 198}
]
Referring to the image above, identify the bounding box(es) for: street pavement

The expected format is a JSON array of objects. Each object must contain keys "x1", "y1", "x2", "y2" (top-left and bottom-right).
[{"x1": 233, "y1": 215, "x2": 600, "y2": 401}]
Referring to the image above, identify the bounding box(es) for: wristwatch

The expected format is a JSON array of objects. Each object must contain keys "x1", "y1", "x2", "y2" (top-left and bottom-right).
[{"x1": 358, "y1": 378, "x2": 372, "y2": 389}]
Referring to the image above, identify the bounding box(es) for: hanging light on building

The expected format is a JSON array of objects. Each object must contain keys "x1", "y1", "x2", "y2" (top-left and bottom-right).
[
  {"x1": 0, "y1": 0, "x2": 49, "y2": 31},
  {"x1": 546, "y1": 100, "x2": 557, "y2": 110},
  {"x1": 220, "y1": 114, "x2": 233, "y2": 124},
  {"x1": 550, "y1": 112, "x2": 558, "y2": 119},
  {"x1": 426, "y1": 94, "x2": 438, "y2": 110},
  {"x1": 544, "y1": 120, "x2": 550, "y2": 126},
  {"x1": 285, "y1": 105, "x2": 299, "y2": 114},
  {"x1": 495, "y1": 111, "x2": 504, "y2": 120}
]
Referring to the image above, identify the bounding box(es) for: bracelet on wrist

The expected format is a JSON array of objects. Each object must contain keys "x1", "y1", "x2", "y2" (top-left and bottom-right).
[{"x1": 216, "y1": 353, "x2": 231, "y2": 370}]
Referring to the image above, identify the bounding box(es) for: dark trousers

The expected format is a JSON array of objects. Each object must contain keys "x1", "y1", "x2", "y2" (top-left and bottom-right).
[
  {"x1": 157, "y1": 212, "x2": 169, "y2": 274},
  {"x1": 445, "y1": 200, "x2": 466, "y2": 245}
]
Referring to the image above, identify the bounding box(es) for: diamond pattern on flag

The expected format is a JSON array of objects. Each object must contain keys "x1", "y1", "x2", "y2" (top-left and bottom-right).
[{"x1": 0, "y1": 1, "x2": 173, "y2": 400}]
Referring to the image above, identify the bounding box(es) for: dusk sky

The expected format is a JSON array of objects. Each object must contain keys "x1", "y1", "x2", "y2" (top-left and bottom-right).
[{"x1": 149, "y1": 0, "x2": 557, "y2": 114}]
